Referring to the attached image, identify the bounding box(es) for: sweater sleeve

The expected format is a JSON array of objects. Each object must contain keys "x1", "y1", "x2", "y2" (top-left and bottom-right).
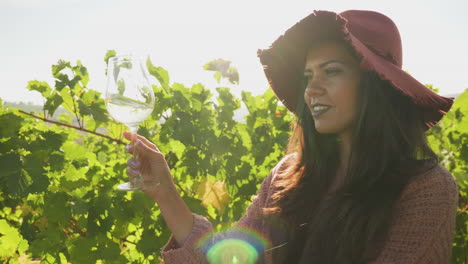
[
  {"x1": 370, "y1": 165, "x2": 459, "y2": 264},
  {"x1": 160, "y1": 160, "x2": 282, "y2": 264}
]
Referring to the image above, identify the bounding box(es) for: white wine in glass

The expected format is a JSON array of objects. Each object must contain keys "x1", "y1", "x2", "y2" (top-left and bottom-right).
[{"x1": 105, "y1": 54, "x2": 155, "y2": 191}]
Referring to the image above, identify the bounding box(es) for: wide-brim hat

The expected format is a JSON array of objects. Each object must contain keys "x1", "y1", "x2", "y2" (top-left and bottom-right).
[{"x1": 257, "y1": 10, "x2": 453, "y2": 129}]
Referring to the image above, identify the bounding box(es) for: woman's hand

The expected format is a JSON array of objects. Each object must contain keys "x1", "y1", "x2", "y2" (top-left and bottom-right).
[
  {"x1": 123, "y1": 131, "x2": 194, "y2": 244},
  {"x1": 123, "y1": 131, "x2": 176, "y2": 202}
]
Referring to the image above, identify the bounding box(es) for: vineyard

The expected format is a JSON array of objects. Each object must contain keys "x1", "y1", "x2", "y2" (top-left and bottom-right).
[{"x1": 0, "y1": 53, "x2": 467, "y2": 263}]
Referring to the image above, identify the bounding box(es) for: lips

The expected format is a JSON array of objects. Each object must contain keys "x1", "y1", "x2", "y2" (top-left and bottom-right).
[{"x1": 310, "y1": 103, "x2": 331, "y2": 117}]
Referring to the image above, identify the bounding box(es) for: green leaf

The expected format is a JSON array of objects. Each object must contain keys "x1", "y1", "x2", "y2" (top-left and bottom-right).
[
  {"x1": 43, "y1": 192, "x2": 71, "y2": 225},
  {"x1": 203, "y1": 58, "x2": 231, "y2": 73},
  {"x1": 104, "y1": 49, "x2": 117, "y2": 64},
  {"x1": 62, "y1": 140, "x2": 88, "y2": 161},
  {"x1": 44, "y1": 92, "x2": 63, "y2": 116},
  {"x1": 43, "y1": 130, "x2": 66, "y2": 150},
  {"x1": 98, "y1": 240, "x2": 120, "y2": 261},
  {"x1": 77, "y1": 89, "x2": 109, "y2": 125},
  {"x1": 69, "y1": 237, "x2": 97, "y2": 264},
  {"x1": 136, "y1": 228, "x2": 159, "y2": 257},
  {"x1": 147, "y1": 57, "x2": 170, "y2": 89},
  {"x1": 453, "y1": 89, "x2": 468, "y2": 119},
  {"x1": 75, "y1": 60, "x2": 90, "y2": 87},
  {"x1": 6, "y1": 169, "x2": 32, "y2": 197},
  {"x1": 203, "y1": 58, "x2": 239, "y2": 84},
  {"x1": 0, "y1": 219, "x2": 29, "y2": 257},
  {"x1": 0, "y1": 112, "x2": 23, "y2": 138},
  {"x1": 425, "y1": 84, "x2": 440, "y2": 93},
  {"x1": 26, "y1": 80, "x2": 52, "y2": 98},
  {"x1": 52, "y1": 60, "x2": 71, "y2": 79},
  {"x1": 23, "y1": 154, "x2": 48, "y2": 194},
  {"x1": 59, "y1": 87, "x2": 75, "y2": 113},
  {"x1": 226, "y1": 66, "x2": 239, "y2": 84},
  {"x1": 183, "y1": 196, "x2": 208, "y2": 217},
  {"x1": 69, "y1": 75, "x2": 83, "y2": 93},
  {"x1": 0, "y1": 152, "x2": 21, "y2": 179},
  {"x1": 213, "y1": 71, "x2": 222, "y2": 84}
]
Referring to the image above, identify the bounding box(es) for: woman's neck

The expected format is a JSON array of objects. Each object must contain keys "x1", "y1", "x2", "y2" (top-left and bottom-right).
[
  {"x1": 331, "y1": 132, "x2": 352, "y2": 192},
  {"x1": 338, "y1": 131, "x2": 352, "y2": 173}
]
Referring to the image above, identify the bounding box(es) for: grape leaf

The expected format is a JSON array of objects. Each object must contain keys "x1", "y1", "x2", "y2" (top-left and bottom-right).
[
  {"x1": 26, "y1": 80, "x2": 52, "y2": 98},
  {"x1": 44, "y1": 92, "x2": 63, "y2": 117},
  {"x1": 0, "y1": 219, "x2": 29, "y2": 257},
  {"x1": 196, "y1": 179, "x2": 232, "y2": 214},
  {"x1": 147, "y1": 57, "x2": 170, "y2": 89},
  {"x1": 0, "y1": 112, "x2": 23, "y2": 138}
]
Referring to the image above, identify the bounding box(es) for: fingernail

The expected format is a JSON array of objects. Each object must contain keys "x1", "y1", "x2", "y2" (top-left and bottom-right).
[
  {"x1": 137, "y1": 139, "x2": 143, "y2": 145},
  {"x1": 130, "y1": 160, "x2": 140, "y2": 167}
]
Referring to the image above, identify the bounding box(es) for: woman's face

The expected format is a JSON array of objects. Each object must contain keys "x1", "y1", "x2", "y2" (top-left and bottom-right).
[{"x1": 303, "y1": 41, "x2": 362, "y2": 139}]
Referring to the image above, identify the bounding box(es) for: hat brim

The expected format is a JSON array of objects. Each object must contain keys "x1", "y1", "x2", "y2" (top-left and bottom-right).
[{"x1": 257, "y1": 10, "x2": 453, "y2": 129}]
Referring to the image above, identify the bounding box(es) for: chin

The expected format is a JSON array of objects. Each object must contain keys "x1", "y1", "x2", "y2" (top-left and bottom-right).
[
  {"x1": 314, "y1": 127, "x2": 336, "y2": 135},
  {"x1": 315, "y1": 129, "x2": 336, "y2": 135},
  {"x1": 314, "y1": 123, "x2": 338, "y2": 134},
  {"x1": 314, "y1": 119, "x2": 352, "y2": 136}
]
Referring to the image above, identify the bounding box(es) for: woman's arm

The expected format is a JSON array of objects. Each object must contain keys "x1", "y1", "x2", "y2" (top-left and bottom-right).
[
  {"x1": 370, "y1": 165, "x2": 458, "y2": 264},
  {"x1": 125, "y1": 132, "x2": 288, "y2": 263},
  {"x1": 124, "y1": 132, "x2": 194, "y2": 245}
]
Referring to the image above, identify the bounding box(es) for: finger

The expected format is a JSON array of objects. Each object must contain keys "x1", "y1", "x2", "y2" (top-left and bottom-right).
[
  {"x1": 135, "y1": 135, "x2": 159, "y2": 152},
  {"x1": 125, "y1": 144, "x2": 134, "y2": 154},
  {"x1": 126, "y1": 166, "x2": 140, "y2": 180},
  {"x1": 127, "y1": 157, "x2": 141, "y2": 170},
  {"x1": 123, "y1": 131, "x2": 158, "y2": 152},
  {"x1": 135, "y1": 139, "x2": 165, "y2": 161}
]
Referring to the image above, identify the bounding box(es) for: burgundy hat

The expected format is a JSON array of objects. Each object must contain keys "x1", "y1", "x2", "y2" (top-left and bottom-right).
[{"x1": 257, "y1": 10, "x2": 453, "y2": 129}]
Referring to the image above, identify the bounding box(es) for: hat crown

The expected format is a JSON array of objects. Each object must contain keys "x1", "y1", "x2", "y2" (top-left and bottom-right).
[{"x1": 339, "y1": 10, "x2": 403, "y2": 67}]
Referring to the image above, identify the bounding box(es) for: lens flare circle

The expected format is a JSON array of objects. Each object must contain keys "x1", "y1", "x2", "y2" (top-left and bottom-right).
[{"x1": 206, "y1": 238, "x2": 258, "y2": 264}]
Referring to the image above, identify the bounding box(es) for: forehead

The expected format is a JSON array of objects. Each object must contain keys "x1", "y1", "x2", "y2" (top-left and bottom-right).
[{"x1": 305, "y1": 41, "x2": 359, "y2": 66}]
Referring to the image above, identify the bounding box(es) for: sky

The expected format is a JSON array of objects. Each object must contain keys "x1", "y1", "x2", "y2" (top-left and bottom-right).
[{"x1": 1, "y1": 0, "x2": 467, "y2": 105}]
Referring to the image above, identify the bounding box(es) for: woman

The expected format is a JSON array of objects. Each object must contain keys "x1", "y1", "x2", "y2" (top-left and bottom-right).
[{"x1": 124, "y1": 10, "x2": 459, "y2": 263}]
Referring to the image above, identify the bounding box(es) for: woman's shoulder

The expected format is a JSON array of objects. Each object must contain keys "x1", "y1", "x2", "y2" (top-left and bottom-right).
[
  {"x1": 270, "y1": 153, "x2": 298, "y2": 177},
  {"x1": 258, "y1": 153, "x2": 299, "y2": 193},
  {"x1": 401, "y1": 162, "x2": 458, "y2": 202}
]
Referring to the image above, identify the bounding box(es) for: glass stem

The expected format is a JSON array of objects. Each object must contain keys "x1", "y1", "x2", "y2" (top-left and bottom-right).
[{"x1": 128, "y1": 126, "x2": 143, "y2": 188}]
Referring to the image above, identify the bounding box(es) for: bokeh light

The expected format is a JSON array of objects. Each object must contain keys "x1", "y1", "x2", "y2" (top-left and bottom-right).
[
  {"x1": 206, "y1": 238, "x2": 258, "y2": 264},
  {"x1": 196, "y1": 225, "x2": 273, "y2": 264}
]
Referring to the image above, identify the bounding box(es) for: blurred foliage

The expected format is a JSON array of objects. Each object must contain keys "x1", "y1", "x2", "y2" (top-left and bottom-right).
[
  {"x1": 0, "y1": 54, "x2": 466, "y2": 263},
  {"x1": 203, "y1": 58, "x2": 239, "y2": 85}
]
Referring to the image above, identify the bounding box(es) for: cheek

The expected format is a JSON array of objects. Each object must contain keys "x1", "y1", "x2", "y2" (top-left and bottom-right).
[
  {"x1": 333, "y1": 81, "x2": 360, "y2": 114},
  {"x1": 303, "y1": 91, "x2": 310, "y2": 106}
]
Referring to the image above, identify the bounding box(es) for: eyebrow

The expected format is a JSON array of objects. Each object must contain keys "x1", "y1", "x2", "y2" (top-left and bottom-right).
[{"x1": 304, "y1": 59, "x2": 345, "y2": 73}]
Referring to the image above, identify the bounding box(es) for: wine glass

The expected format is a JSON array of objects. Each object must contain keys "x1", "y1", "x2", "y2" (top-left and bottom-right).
[{"x1": 105, "y1": 54, "x2": 155, "y2": 191}]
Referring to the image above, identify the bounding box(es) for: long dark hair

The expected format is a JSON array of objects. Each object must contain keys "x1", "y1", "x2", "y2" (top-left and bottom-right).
[{"x1": 264, "y1": 69, "x2": 437, "y2": 263}]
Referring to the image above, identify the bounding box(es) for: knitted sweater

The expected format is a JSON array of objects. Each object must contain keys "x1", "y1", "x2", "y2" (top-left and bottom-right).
[{"x1": 160, "y1": 157, "x2": 459, "y2": 263}]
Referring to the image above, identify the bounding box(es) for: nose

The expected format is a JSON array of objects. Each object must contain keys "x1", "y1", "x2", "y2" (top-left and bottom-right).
[{"x1": 304, "y1": 79, "x2": 325, "y2": 100}]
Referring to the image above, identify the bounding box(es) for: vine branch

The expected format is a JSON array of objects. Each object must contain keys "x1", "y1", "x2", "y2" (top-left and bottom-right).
[
  {"x1": 18, "y1": 110, "x2": 125, "y2": 145},
  {"x1": 68, "y1": 217, "x2": 87, "y2": 237}
]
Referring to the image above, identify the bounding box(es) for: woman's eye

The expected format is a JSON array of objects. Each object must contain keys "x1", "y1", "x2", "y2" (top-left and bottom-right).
[{"x1": 325, "y1": 68, "x2": 342, "y2": 76}]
